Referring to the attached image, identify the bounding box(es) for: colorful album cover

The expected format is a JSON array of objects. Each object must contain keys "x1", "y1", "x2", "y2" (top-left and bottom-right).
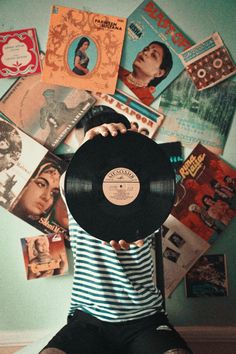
[
  {"x1": 172, "y1": 143, "x2": 236, "y2": 243},
  {"x1": 162, "y1": 215, "x2": 210, "y2": 297},
  {"x1": 157, "y1": 70, "x2": 236, "y2": 155},
  {"x1": 185, "y1": 254, "x2": 228, "y2": 297},
  {"x1": 41, "y1": 5, "x2": 126, "y2": 94},
  {"x1": 55, "y1": 90, "x2": 164, "y2": 156},
  {"x1": 0, "y1": 112, "x2": 69, "y2": 235},
  {"x1": 179, "y1": 32, "x2": 236, "y2": 91},
  {"x1": 117, "y1": 0, "x2": 192, "y2": 106},
  {"x1": 0, "y1": 28, "x2": 41, "y2": 79},
  {"x1": 0, "y1": 60, "x2": 96, "y2": 150},
  {"x1": 21, "y1": 233, "x2": 68, "y2": 280}
]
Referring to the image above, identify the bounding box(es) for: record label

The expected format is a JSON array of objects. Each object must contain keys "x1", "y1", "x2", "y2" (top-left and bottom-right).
[{"x1": 102, "y1": 167, "x2": 140, "y2": 206}]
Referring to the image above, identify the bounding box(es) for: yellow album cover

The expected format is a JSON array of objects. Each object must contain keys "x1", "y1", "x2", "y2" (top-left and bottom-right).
[{"x1": 41, "y1": 5, "x2": 127, "y2": 94}]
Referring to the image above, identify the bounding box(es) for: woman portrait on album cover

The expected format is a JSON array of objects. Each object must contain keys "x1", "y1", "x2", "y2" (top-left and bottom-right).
[
  {"x1": 10, "y1": 158, "x2": 66, "y2": 230},
  {"x1": 67, "y1": 36, "x2": 97, "y2": 77},
  {"x1": 72, "y1": 37, "x2": 90, "y2": 75},
  {"x1": 118, "y1": 40, "x2": 173, "y2": 105}
]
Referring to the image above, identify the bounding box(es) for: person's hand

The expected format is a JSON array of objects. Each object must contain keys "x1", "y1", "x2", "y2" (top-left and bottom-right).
[
  {"x1": 83, "y1": 122, "x2": 127, "y2": 143},
  {"x1": 83, "y1": 122, "x2": 139, "y2": 143},
  {"x1": 102, "y1": 239, "x2": 144, "y2": 250}
]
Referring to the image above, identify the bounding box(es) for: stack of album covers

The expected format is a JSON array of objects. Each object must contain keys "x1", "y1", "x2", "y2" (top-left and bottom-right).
[{"x1": 162, "y1": 143, "x2": 236, "y2": 297}]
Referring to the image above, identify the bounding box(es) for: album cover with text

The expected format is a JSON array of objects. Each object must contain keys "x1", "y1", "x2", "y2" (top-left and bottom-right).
[
  {"x1": 42, "y1": 5, "x2": 126, "y2": 94},
  {"x1": 117, "y1": 0, "x2": 192, "y2": 105},
  {"x1": 185, "y1": 254, "x2": 228, "y2": 297},
  {"x1": 0, "y1": 59, "x2": 96, "y2": 150},
  {"x1": 171, "y1": 143, "x2": 236, "y2": 243},
  {"x1": 0, "y1": 28, "x2": 41, "y2": 79},
  {"x1": 56, "y1": 90, "x2": 164, "y2": 156},
  {"x1": 179, "y1": 32, "x2": 236, "y2": 91},
  {"x1": 157, "y1": 70, "x2": 236, "y2": 155},
  {"x1": 0, "y1": 112, "x2": 68, "y2": 236},
  {"x1": 21, "y1": 233, "x2": 68, "y2": 280}
]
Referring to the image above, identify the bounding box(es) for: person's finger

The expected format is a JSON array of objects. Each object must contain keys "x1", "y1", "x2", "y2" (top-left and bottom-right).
[
  {"x1": 119, "y1": 239, "x2": 130, "y2": 250},
  {"x1": 103, "y1": 123, "x2": 127, "y2": 136},
  {"x1": 133, "y1": 239, "x2": 144, "y2": 247},
  {"x1": 83, "y1": 123, "x2": 127, "y2": 143},
  {"x1": 110, "y1": 240, "x2": 121, "y2": 250}
]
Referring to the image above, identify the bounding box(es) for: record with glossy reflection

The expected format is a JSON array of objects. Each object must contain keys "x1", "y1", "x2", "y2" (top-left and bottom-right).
[{"x1": 65, "y1": 131, "x2": 176, "y2": 242}]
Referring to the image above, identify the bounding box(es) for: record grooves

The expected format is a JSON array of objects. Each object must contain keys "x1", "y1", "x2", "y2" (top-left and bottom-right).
[{"x1": 65, "y1": 131, "x2": 176, "y2": 242}]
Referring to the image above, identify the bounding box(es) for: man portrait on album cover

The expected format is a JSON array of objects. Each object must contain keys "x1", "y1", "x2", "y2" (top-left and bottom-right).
[
  {"x1": 39, "y1": 110, "x2": 193, "y2": 354},
  {"x1": 119, "y1": 40, "x2": 173, "y2": 105},
  {"x1": 39, "y1": 89, "x2": 91, "y2": 149}
]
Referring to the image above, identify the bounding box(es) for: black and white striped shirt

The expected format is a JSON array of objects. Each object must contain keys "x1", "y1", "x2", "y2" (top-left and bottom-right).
[{"x1": 68, "y1": 212, "x2": 164, "y2": 322}]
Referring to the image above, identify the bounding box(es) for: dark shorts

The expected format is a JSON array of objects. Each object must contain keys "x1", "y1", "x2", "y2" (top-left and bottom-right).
[{"x1": 40, "y1": 310, "x2": 192, "y2": 354}]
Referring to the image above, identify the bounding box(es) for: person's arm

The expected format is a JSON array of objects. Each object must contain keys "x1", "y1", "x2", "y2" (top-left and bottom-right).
[{"x1": 74, "y1": 55, "x2": 89, "y2": 74}]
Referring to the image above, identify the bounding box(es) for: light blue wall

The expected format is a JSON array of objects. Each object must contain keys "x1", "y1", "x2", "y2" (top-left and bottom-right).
[{"x1": 0, "y1": 0, "x2": 235, "y2": 333}]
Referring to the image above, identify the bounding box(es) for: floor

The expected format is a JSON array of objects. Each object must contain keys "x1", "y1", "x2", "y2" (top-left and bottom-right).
[
  {"x1": 1, "y1": 342, "x2": 236, "y2": 354},
  {"x1": 0, "y1": 347, "x2": 25, "y2": 354}
]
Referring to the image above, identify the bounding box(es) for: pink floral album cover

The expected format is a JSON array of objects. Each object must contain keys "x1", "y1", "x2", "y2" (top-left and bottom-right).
[{"x1": 0, "y1": 28, "x2": 41, "y2": 79}]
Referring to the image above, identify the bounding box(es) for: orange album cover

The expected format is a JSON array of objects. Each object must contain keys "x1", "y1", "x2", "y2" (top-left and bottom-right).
[{"x1": 41, "y1": 5, "x2": 127, "y2": 94}]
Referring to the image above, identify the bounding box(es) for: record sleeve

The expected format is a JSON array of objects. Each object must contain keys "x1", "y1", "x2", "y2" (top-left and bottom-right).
[
  {"x1": 65, "y1": 131, "x2": 176, "y2": 242},
  {"x1": 42, "y1": 5, "x2": 126, "y2": 94}
]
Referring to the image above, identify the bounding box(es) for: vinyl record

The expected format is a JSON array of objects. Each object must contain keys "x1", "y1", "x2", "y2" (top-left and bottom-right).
[{"x1": 65, "y1": 131, "x2": 176, "y2": 242}]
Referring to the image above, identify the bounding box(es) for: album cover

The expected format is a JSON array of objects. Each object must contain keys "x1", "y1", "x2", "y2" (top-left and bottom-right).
[
  {"x1": 0, "y1": 112, "x2": 69, "y2": 236},
  {"x1": 179, "y1": 32, "x2": 236, "y2": 91},
  {"x1": 41, "y1": 5, "x2": 126, "y2": 94},
  {"x1": 56, "y1": 90, "x2": 164, "y2": 155},
  {"x1": 157, "y1": 70, "x2": 236, "y2": 155},
  {"x1": 185, "y1": 254, "x2": 228, "y2": 297},
  {"x1": 171, "y1": 143, "x2": 236, "y2": 243},
  {"x1": 0, "y1": 28, "x2": 41, "y2": 79},
  {"x1": 161, "y1": 215, "x2": 210, "y2": 297},
  {"x1": 21, "y1": 233, "x2": 68, "y2": 280},
  {"x1": 0, "y1": 60, "x2": 96, "y2": 150},
  {"x1": 117, "y1": 0, "x2": 192, "y2": 106},
  {"x1": 159, "y1": 141, "x2": 183, "y2": 183}
]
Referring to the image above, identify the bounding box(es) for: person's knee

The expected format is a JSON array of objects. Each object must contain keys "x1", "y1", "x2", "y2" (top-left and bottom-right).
[
  {"x1": 39, "y1": 348, "x2": 66, "y2": 354},
  {"x1": 163, "y1": 349, "x2": 192, "y2": 354}
]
